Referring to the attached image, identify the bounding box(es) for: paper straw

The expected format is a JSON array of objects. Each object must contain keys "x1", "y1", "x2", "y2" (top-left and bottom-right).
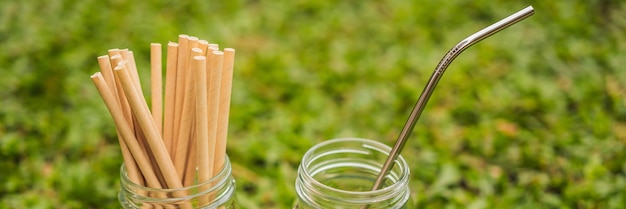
[
  {"x1": 188, "y1": 36, "x2": 199, "y2": 51},
  {"x1": 213, "y1": 48, "x2": 235, "y2": 174},
  {"x1": 107, "y1": 54, "x2": 134, "y2": 133},
  {"x1": 182, "y1": 49, "x2": 206, "y2": 187},
  {"x1": 163, "y1": 42, "x2": 179, "y2": 158},
  {"x1": 91, "y1": 72, "x2": 163, "y2": 189},
  {"x1": 97, "y1": 56, "x2": 119, "y2": 101},
  {"x1": 193, "y1": 55, "x2": 210, "y2": 189},
  {"x1": 183, "y1": 125, "x2": 198, "y2": 187},
  {"x1": 173, "y1": 47, "x2": 201, "y2": 182},
  {"x1": 114, "y1": 64, "x2": 183, "y2": 189},
  {"x1": 172, "y1": 35, "x2": 189, "y2": 158},
  {"x1": 120, "y1": 50, "x2": 144, "y2": 97},
  {"x1": 151, "y1": 43, "x2": 163, "y2": 134},
  {"x1": 93, "y1": 60, "x2": 145, "y2": 186},
  {"x1": 206, "y1": 50, "x2": 224, "y2": 179}
]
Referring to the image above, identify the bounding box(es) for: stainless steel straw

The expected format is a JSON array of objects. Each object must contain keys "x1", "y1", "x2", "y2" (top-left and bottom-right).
[{"x1": 371, "y1": 6, "x2": 535, "y2": 191}]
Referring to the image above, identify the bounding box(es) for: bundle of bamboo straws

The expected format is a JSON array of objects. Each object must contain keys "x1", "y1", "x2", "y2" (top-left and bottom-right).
[{"x1": 91, "y1": 34, "x2": 235, "y2": 191}]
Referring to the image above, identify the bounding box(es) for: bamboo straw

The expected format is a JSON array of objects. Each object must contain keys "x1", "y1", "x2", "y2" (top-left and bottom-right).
[
  {"x1": 151, "y1": 43, "x2": 163, "y2": 134},
  {"x1": 214, "y1": 48, "x2": 235, "y2": 173},
  {"x1": 91, "y1": 73, "x2": 163, "y2": 189},
  {"x1": 206, "y1": 50, "x2": 224, "y2": 179},
  {"x1": 114, "y1": 64, "x2": 183, "y2": 190},
  {"x1": 163, "y1": 42, "x2": 179, "y2": 157},
  {"x1": 172, "y1": 35, "x2": 190, "y2": 158}
]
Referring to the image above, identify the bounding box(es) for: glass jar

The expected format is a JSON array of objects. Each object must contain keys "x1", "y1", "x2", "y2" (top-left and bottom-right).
[
  {"x1": 294, "y1": 138, "x2": 411, "y2": 209},
  {"x1": 118, "y1": 156, "x2": 238, "y2": 208}
]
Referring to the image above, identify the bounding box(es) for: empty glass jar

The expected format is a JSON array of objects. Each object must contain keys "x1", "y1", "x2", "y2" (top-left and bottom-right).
[{"x1": 294, "y1": 138, "x2": 411, "y2": 208}]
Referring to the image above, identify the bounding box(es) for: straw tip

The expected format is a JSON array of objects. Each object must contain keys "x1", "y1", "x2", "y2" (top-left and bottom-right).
[
  {"x1": 191, "y1": 47, "x2": 202, "y2": 53},
  {"x1": 90, "y1": 72, "x2": 102, "y2": 78},
  {"x1": 523, "y1": 5, "x2": 535, "y2": 14},
  {"x1": 110, "y1": 54, "x2": 123, "y2": 60},
  {"x1": 114, "y1": 63, "x2": 126, "y2": 70}
]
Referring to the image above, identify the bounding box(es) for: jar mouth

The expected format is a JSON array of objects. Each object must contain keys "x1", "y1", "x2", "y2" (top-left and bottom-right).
[
  {"x1": 298, "y1": 138, "x2": 410, "y2": 196},
  {"x1": 120, "y1": 155, "x2": 232, "y2": 193}
]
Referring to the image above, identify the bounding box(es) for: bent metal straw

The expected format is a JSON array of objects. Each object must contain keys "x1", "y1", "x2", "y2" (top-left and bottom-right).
[
  {"x1": 91, "y1": 35, "x2": 236, "y2": 193},
  {"x1": 371, "y1": 6, "x2": 535, "y2": 191}
]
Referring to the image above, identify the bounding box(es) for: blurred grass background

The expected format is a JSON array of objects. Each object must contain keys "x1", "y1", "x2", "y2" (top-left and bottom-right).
[{"x1": 1, "y1": 0, "x2": 625, "y2": 208}]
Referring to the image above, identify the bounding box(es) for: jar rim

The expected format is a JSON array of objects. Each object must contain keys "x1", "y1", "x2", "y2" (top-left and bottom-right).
[
  {"x1": 120, "y1": 155, "x2": 232, "y2": 193},
  {"x1": 298, "y1": 137, "x2": 410, "y2": 196}
]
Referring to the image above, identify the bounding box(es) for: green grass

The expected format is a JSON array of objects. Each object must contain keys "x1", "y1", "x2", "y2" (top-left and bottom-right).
[{"x1": 1, "y1": 0, "x2": 625, "y2": 208}]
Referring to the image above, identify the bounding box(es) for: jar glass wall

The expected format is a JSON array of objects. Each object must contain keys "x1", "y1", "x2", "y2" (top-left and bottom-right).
[{"x1": 118, "y1": 156, "x2": 238, "y2": 209}]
